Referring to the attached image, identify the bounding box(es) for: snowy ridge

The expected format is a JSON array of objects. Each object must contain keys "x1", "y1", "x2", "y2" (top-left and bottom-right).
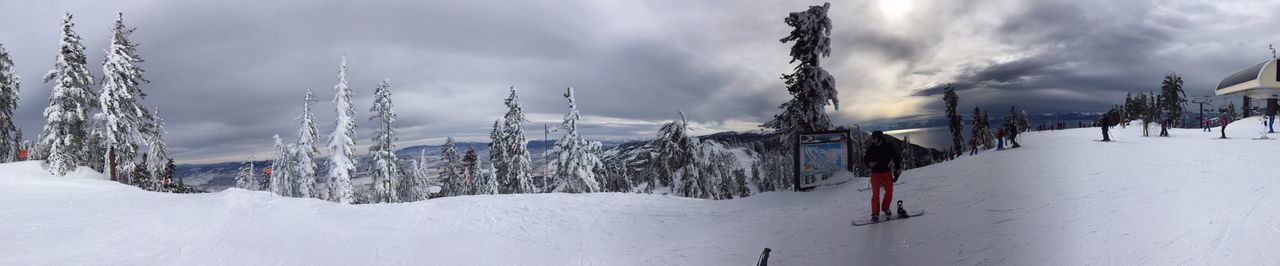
[{"x1": 6, "y1": 124, "x2": 1280, "y2": 264}]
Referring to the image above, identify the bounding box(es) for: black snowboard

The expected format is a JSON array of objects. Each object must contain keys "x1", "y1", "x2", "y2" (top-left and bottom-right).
[{"x1": 852, "y1": 201, "x2": 924, "y2": 226}]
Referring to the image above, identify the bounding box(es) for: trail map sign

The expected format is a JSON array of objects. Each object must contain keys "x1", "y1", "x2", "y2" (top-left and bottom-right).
[{"x1": 794, "y1": 130, "x2": 853, "y2": 190}]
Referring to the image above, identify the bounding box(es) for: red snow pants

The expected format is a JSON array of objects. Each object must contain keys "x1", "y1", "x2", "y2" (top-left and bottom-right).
[{"x1": 870, "y1": 172, "x2": 894, "y2": 215}]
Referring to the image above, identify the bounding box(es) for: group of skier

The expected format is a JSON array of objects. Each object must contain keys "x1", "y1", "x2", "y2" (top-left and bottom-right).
[{"x1": 968, "y1": 125, "x2": 1021, "y2": 155}]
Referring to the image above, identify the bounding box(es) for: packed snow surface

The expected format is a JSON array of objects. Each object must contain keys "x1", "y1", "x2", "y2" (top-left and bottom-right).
[{"x1": 4, "y1": 123, "x2": 1280, "y2": 265}]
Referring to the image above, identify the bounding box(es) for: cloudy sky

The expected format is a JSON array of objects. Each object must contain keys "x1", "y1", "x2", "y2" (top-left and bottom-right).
[{"x1": 1, "y1": 0, "x2": 1278, "y2": 163}]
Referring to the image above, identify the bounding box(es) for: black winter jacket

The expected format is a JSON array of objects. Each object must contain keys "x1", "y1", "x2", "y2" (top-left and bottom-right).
[{"x1": 862, "y1": 142, "x2": 902, "y2": 174}]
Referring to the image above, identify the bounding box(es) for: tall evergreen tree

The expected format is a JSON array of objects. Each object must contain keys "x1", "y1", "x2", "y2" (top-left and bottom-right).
[
  {"x1": 0, "y1": 44, "x2": 21, "y2": 163},
  {"x1": 980, "y1": 110, "x2": 994, "y2": 149},
  {"x1": 499, "y1": 86, "x2": 535, "y2": 194},
  {"x1": 98, "y1": 13, "x2": 152, "y2": 184},
  {"x1": 38, "y1": 13, "x2": 97, "y2": 176},
  {"x1": 270, "y1": 134, "x2": 296, "y2": 195},
  {"x1": 132, "y1": 153, "x2": 152, "y2": 190},
  {"x1": 651, "y1": 112, "x2": 701, "y2": 195},
  {"x1": 438, "y1": 137, "x2": 464, "y2": 196},
  {"x1": 1158, "y1": 73, "x2": 1186, "y2": 137},
  {"x1": 326, "y1": 57, "x2": 356, "y2": 204},
  {"x1": 235, "y1": 157, "x2": 256, "y2": 190},
  {"x1": 943, "y1": 85, "x2": 962, "y2": 158},
  {"x1": 1123, "y1": 93, "x2": 1135, "y2": 122},
  {"x1": 85, "y1": 117, "x2": 107, "y2": 175},
  {"x1": 481, "y1": 161, "x2": 499, "y2": 195},
  {"x1": 488, "y1": 118, "x2": 508, "y2": 193},
  {"x1": 368, "y1": 79, "x2": 400, "y2": 203},
  {"x1": 763, "y1": 3, "x2": 839, "y2": 149},
  {"x1": 553, "y1": 87, "x2": 602, "y2": 193},
  {"x1": 399, "y1": 150, "x2": 433, "y2": 201},
  {"x1": 462, "y1": 147, "x2": 480, "y2": 195},
  {"x1": 293, "y1": 90, "x2": 319, "y2": 198},
  {"x1": 144, "y1": 110, "x2": 168, "y2": 191},
  {"x1": 1018, "y1": 111, "x2": 1030, "y2": 132}
]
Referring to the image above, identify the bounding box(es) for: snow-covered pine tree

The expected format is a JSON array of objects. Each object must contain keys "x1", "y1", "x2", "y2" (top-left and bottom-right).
[
  {"x1": 763, "y1": 2, "x2": 838, "y2": 150},
  {"x1": 38, "y1": 13, "x2": 97, "y2": 176},
  {"x1": 734, "y1": 168, "x2": 750, "y2": 198},
  {"x1": 553, "y1": 87, "x2": 602, "y2": 193},
  {"x1": 132, "y1": 153, "x2": 152, "y2": 190},
  {"x1": 438, "y1": 137, "x2": 464, "y2": 197},
  {"x1": 601, "y1": 163, "x2": 633, "y2": 193},
  {"x1": 86, "y1": 116, "x2": 108, "y2": 175},
  {"x1": 98, "y1": 13, "x2": 152, "y2": 184},
  {"x1": 367, "y1": 79, "x2": 400, "y2": 203},
  {"x1": 462, "y1": 146, "x2": 479, "y2": 195},
  {"x1": 1124, "y1": 93, "x2": 1138, "y2": 122},
  {"x1": 235, "y1": 157, "x2": 256, "y2": 190},
  {"x1": 144, "y1": 110, "x2": 168, "y2": 191},
  {"x1": 399, "y1": 150, "x2": 433, "y2": 201},
  {"x1": 13, "y1": 132, "x2": 22, "y2": 162},
  {"x1": 488, "y1": 118, "x2": 509, "y2": 193},
  {"x1": 293, "y1": 90, "x2": 319, "y2": 198},
  {"x1": 499, "y1": 86, "x2": 536, "y2": 194},
  {"x1": 326, "y1": 57, "x2": 356, "y2": 204},
  {"x1": 943, "y1": 85, "x2": 963, "y2": 159},
  {"x1": 980, "y1": 110, "x2": 994, "y2": 149},
  {"x1": 750, "y1": 159, "x2": 767, "y2": 192},
  {"x1": 651, "y1": 111, "x2": 700, "y2": 193},
  {"x1": 481, "y1": 161, "x2": 498, "y2": 195},
  {"x1": 0, "y1": 44, "x2": 21, "y2": 163},
  {"x1": 703, "y1": 144, "x2": 735, "y2": 200},
  {"x1": 270, "y1": 135, "x2": 296, "y2": 195},
  {"x1": 1018, "y1": 110, "x2": 1030, "y2": 134}
]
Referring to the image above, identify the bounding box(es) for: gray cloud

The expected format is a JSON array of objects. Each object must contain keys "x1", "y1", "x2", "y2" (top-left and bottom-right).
[
  {"x1": 906, "y1": 0, "x2": 1279, "y2": 117},
  {"x1": 1, "y1": 0, "x2": 1278, "y2": 163}
]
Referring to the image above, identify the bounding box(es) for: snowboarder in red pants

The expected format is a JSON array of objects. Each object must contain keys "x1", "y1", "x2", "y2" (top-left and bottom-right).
[{"x1": 863, "y1": 131, "x2": 902, "y2": 222}]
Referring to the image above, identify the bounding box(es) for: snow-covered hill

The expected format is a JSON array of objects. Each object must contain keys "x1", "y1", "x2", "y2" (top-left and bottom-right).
[{"x1": 4, "y1": 122, "x2": 1280, "y2": 264}]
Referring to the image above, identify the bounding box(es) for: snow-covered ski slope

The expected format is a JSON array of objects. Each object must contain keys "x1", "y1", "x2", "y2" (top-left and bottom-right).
[{"x1": 4, "y1": 120, "x2": 1280, "y2": 265}]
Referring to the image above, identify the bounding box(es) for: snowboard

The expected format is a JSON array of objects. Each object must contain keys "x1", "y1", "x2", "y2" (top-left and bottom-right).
[{"x1": 851, "y1": 201, "x2": 924, "y2": 226}]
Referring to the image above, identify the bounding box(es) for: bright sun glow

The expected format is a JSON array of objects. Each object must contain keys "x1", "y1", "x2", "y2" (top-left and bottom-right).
[{"x1": 879, "y1": 0, "x2": 913, "y2": 19}]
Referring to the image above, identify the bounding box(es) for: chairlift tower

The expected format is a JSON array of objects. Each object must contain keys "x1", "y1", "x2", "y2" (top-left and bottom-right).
[{"x1": 1190, "y1": 96, "x2": 1213, "y2": 126}]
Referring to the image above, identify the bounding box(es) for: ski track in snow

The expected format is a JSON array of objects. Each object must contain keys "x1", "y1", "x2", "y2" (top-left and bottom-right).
[{"x1": 3, "y1": 117, "x2": 1280, "y2": 264}]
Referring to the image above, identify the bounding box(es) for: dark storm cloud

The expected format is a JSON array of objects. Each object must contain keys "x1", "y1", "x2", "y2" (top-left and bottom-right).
[
  {"x1": 0, "y1": 0, "x2": 819, "y2": 163},
  {"x1": 906, "y1": 0, "x2": 1279, "y2": 118},
  {"x1": 2, "y1": 0, "x2": 1277, "y2": 163}
]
